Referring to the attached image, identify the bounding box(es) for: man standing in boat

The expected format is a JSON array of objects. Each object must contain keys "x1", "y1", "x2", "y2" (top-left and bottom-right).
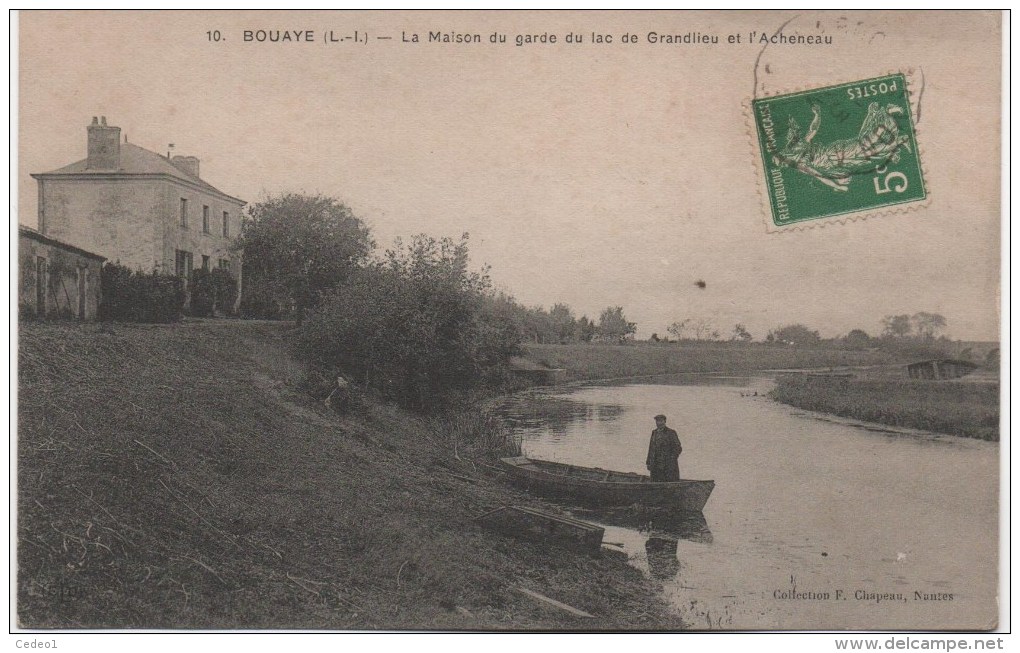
[{"x1": 646, "y1": 414, "x2": 682, "y2": 482}]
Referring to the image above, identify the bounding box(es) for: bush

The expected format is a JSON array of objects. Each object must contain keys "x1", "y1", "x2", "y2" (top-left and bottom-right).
[
  {"x1": 98, "y1": 263, "x2": 185, "y2": 323},
  {"x1": 295, "y1": 235, "x2": 522, "y2": 411},
  {"x1": 189, "y1": 268, "x2": 238, "y2": 317}
]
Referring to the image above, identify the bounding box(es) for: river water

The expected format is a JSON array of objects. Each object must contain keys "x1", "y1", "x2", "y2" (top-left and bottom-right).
[{"x1": 497, "y1": 375, "x2": 999, "y2": 630}]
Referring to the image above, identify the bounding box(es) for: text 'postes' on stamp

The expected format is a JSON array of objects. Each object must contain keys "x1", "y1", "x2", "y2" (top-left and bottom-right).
[{"x1": 752, "y1": 73, "x2": 927, "y2": 228}]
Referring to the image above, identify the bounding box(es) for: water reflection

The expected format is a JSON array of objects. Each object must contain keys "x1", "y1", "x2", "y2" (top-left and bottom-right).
[
  {"x1": 572, "y1": 506, "x2": 712, "y2": 580},
  {"x1": 644, "y1": 536, "x2": 680, "y2": 580},
  {"x1": 497, "y1": 378, "x2": 999, "y2": 630},
  {"x1": 572, "y1": 506, "x2": 713, "y2": 545},
  {"x1": 498, "y1": 391, "x2": 625, "y2": 436}
]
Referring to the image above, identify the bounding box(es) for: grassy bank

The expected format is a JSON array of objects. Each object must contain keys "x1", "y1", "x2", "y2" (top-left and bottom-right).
[
  {"x1": 770, "y1": 375, "x2": 999, "y2": 441},
  {"x1": 523, "y1": 342, "x2": 896, "y2": 382},
  {"x1": 17, "y1": 320, "x2": 683, "y2": 629}
]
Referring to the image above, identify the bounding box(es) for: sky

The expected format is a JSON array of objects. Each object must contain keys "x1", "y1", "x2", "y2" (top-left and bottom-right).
[{"x1": 16, "y1": 10, "x2": 1003, "y2": 341}]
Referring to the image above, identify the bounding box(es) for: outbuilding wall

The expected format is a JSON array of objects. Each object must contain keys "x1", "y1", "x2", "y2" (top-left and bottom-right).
[{"x1": 19, "y1": 231, "x2": 104, "y2": 320}]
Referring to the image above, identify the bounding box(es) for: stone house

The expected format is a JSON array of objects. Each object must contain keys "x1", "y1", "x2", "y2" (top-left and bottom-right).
[
  {"x1": 30, "y1": 117, "x2": 245, "y2": 297},
  {"x1": 19, "y1": 225, "x2": 105, "y2": 320}
]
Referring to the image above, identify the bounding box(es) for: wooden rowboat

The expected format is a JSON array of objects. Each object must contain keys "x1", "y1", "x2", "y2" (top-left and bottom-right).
[{"x1": 499, "y1": 456, "x2": 715, "y2": 512}]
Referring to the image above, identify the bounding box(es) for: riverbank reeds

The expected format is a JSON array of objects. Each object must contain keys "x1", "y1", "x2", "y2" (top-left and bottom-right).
[
  {"x1": 770, "y1": 374, "x2": 999, "y2": 441},
  {"x1": 428, "y1": 409, "x2": 522, "y2": 461}
]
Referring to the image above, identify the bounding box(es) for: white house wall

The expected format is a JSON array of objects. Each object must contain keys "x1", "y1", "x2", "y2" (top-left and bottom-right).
[
  {"x1": 158, "y1": 181, "x2": 243, "y2": 276},
  {"x1": 39, "y1": 177, "x2": 163, "y2": 272}
]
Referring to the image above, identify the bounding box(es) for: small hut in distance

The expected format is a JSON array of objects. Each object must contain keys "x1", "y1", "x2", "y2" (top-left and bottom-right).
[
  {"x1": 508, "y1": 357, "x2": 566, "y2": 385},
  {"x1": 906, "y1": 359, "x2": 979, "y2": 380}
]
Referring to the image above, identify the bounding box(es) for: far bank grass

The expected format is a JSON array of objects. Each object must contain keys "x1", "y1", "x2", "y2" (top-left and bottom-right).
[
  {"x1": 523, "y1": 342, "x2": 895, "y2": 382},
  {"x1": 770, "y1": 375, "x2": 999, "y2": 441}
]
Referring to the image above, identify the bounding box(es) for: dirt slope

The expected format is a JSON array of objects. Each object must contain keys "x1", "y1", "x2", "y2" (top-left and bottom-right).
[{"x1": 17, "y1": 320, "x2": 683, "y2": 630}]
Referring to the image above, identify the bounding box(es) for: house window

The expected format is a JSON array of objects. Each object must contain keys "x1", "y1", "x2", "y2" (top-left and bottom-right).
[
  {"x1": 218, "y1": 258, "x2": 231, "y2": 271},
  {"x1": 175, "y1": 249, "x2": 193, "y2": 279},
  {"x1": 222, "y1": 211, "x2": 230, "y2": 238},
  {"x1": 179, "y1": 198, "x2": 188, "y2": 228},
  {"x1": 35, "y1": 256, "x2": 47, "y2": 315},
  {"x1": 203, "y1": 205, "x2": 210, "y2": 234},
  {"x1": 202, "y1": 255, "x2": 210, "y2": 271}
]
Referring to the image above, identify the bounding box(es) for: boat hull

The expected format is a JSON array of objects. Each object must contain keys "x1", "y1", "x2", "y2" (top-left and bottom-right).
[{"x1": 499, "y1": 456, "x2": 714, "y2": 512}]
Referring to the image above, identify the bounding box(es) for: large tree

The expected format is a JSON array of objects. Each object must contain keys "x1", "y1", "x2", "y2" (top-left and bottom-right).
[
  {"x1": 577, "y1": 315, "x2": 597, "y2": 342},
  {"x1": 769, "y1": 324, "x2": 821, "y2": 346},
  {"x1": 911, "y1": 312, "x2": 947, "y2": 340},
  {"x1": 598, "y1": 306, "x2": 637, "y2": 342},
  {"x1": 845, "y1": 328, "x2": 871, "y2": 348},
  {"x1": 881, "y1": 314, "x2": 913, "y2": 338},
  {"x1": 549, "y1": 303, "x2": 578, "y2": 343},
  {"x1": 236, "y1": 193, "x2": 374, "y2": 321}
]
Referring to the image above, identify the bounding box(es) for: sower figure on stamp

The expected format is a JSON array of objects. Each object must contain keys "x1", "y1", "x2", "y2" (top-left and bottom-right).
[
  {"x1": 773, "y1": 101, "x2": 913, "y2": 192},
  {"x1": 646, "y1": 414, "x2": 682, "y2": 482}
]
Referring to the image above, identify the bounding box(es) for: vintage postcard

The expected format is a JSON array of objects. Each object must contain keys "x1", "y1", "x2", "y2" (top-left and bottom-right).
[{"x1": 14, "y1": 10, "x2": 1003, "y2": 636}]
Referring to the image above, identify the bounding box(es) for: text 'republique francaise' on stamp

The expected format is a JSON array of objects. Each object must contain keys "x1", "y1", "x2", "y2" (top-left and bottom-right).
[{"x1": 750, "y1": 73, "x2": 927, "y2": 231}]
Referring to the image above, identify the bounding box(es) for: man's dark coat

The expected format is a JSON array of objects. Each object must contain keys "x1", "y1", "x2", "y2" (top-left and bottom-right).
[{"x1": 646, "y1": 426, "x2": 682, "y2": 482}]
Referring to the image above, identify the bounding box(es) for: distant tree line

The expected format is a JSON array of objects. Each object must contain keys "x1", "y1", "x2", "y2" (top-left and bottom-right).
[
  {"x1": 881, "y1": 312, "x2": 947, "y2": 340},
  {"x1": 501, "y1": 303, "x2": 637, "y2": 344},
  {"x1": 653, "y1": 312, "x2": 957, "y2": 353}
]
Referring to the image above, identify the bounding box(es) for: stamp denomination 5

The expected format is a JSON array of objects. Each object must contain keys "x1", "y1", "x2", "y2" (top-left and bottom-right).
[{"x1": 751, "y1": 73, "x2": 927, "y2": 228}]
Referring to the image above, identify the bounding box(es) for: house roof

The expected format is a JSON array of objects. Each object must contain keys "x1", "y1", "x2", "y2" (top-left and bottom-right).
[
  {"x1": 32, "y1": 143, "x2": 244, "y2": 205},
  {"x1": 19, "y1": 225, "x2": 106, "y2": 261}
]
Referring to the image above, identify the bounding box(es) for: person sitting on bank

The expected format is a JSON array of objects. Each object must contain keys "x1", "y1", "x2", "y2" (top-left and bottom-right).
[{"x1": 646, "y1": 414, "x2": 682, "y2": 482}]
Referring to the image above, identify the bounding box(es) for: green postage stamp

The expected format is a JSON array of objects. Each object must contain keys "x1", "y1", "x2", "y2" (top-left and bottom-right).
[{"x1": 751, "y1": 73, "x2": 927, "y2": 228}]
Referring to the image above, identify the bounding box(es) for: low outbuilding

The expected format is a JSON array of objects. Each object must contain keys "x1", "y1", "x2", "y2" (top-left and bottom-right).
[
  {"x1": 508, "y1": 357, "x2": 566, "y2": 385},
  {"x1": 19, "y1": 226, "x2": 105, "y2": 320},
  {"x1": 906, "y1": 359, "x2": 978, "y2": 380}
]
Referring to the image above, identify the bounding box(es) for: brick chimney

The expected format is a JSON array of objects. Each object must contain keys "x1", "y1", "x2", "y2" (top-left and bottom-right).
[
  {"x1": 171, "y1": 155, "x2": 200, "y2": 179},
  {"x1": 86, "y1": 116, "x2": 121, "y2": 170}
]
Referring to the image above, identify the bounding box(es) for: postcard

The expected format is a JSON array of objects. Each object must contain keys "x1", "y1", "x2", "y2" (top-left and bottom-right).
[{"x1": 15, "y1": 10, "x2": 1002, "y2": 633}]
